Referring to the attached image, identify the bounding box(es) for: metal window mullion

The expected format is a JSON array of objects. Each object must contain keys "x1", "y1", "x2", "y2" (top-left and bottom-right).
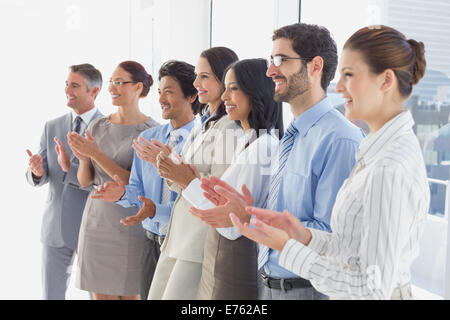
[{"x1": 445, "y1": 178, "x2": 450, "y2": 299}]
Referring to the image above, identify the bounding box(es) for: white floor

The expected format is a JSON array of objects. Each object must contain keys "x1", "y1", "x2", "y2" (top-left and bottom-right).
[
  {"x1": 65, "y1": 257, "x2": 90, "y2": 300},
  {"x1": 412, "y1": 285, "x2": 444, "y2": 300}
]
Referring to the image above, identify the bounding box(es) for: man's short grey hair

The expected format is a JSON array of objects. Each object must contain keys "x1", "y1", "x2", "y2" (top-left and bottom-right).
[{"x1": 69, "y1": 63, "x2": 103, "y2": 94}]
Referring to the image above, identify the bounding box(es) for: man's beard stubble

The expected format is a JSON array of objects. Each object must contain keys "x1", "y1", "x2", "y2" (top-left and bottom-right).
[{"x1": 274, "y1": 66, "x2": 310, "y2": 103}]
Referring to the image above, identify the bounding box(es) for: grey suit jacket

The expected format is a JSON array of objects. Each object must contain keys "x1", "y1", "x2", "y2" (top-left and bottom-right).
[{"x1": 26, "y1": 109, "x2": 103, "y2": 250}]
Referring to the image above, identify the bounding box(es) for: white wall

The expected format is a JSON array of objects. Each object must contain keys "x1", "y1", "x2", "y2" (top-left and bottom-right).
[
  {"x1": 0, "y1": 0, "x2": 131, "y2": 299},
  {"x1": 0, "y1": 0, "x2": 210, "y2": 299}
]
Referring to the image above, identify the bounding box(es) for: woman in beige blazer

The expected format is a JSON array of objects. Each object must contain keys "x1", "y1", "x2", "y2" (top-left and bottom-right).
[{"x1": 147, "y1": 47, "x2": 241, "y2": 299}]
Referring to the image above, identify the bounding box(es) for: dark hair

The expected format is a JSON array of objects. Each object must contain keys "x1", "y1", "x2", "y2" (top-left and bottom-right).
[
  {"x1": 224, "y1": 58, "x2": 284, "y2": 138},
  {"x1": 69, "y1": 63, "x2": 103, "y2": 94},
  {"x1": 158, "y1": 60, "x2": 200, "y2": 115},
  {"x1": 273, "y1": 23, "x2": 338, "y2": 91},
  {"x1": 118, "y1": 60, "x2": 153, "y2": 97},
  {"x1": 344, "y1": 25, "x2": 426, "y2": 97},
  {"x1": 199, "y1": 47, "x2": 239, "y2": 127}
]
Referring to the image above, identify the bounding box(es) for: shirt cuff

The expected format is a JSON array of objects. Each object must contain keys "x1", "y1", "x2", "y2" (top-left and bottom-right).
[
  {"x1": 115, "y1": 186, "x2": 139, "y2": 208},
  {"x1": 307, "y1": 228, "x2": 331, "y2": 255},
  {"x1": 182, "y1": 178, "x2": 208, "y2": 208},
  {"x1": 216, "y1": 226, "x2": 241, "y2": 240},
  {"x1": 279, "y1": 238, "x2": 318, "y2": 279}
]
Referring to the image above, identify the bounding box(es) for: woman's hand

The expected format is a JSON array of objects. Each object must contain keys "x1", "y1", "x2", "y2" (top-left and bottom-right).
[
  {"x1": 156, "y1": 151, "x2": 196, "y2": 190},
  {"x1": 189, "y1": 182, "x2": 254, "y2": 228},
  {"x1": 91, "y1": 175, "x2": 126, "y2": 202},
  {"x1": 67, "y1": 130, "x2": 99, "y2": 160},
  {"x1": 230, "y1": 212, "x2": 290, "y2": 252},
  {"x1": 246, "y1": 207, "x2": 312, "y2": 246},
  {"x1": 200, "y1": 176, "x2": 253, "y2": 206}
]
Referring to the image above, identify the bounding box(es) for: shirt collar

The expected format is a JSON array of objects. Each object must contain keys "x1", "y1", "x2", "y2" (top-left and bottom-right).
[
  {"x1": 164, "y1": 118, "x2": 197, "y2": 143},
  {"x1": 292, "y1": 97, "x2": 333, "y2": 137},
  {"x1": 71, "y1": 106, "x2": 98, "y2": 125},
  {"x1": 201, "y1": 105, "x2": 219, "y2": 130},
  {"x1": 356, "y1": 111, "x2": 415, "y2": 164}
]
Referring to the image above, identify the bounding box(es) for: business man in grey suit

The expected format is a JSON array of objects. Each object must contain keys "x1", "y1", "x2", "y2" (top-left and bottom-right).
[{"x1": 26, "y1": 64, "x2": 104, "y2": 300}]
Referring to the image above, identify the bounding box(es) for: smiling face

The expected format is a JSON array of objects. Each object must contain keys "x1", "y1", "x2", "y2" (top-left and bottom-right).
[
  {"x1": 158, "y1": 75, "x2": 192, "y2": 121},
  {"x1": 266, "y1": 38, "x2": 310, "y2": 103},
  {"x1": 65, "y1": 71, "x2": 96, "y2": 114},
  {"x1": 221, "y1": 68, "x2": 251, "y2": 130},
  {"x1": 193, "y1": 57, "x2": 222, "y2": 112},
  {"x1": 335, "y1": 49, "x2": 385, "y2": 123},
  {"x1": 108, "y1": 66, "x2": 141, "y2": 106}
]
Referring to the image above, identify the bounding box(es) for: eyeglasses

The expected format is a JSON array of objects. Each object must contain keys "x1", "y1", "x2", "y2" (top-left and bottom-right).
[
  {"x1": 270, "y1": 55, "x2": 312, "y2": 67},
  {"x1": 108, "y1": 80, "x2": 138, "y2": 87}
]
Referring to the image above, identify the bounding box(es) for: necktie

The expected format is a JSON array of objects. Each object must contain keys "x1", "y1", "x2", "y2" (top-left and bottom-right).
[
  {"x1": 258, "y1": 122, "x2": 298, "y2": 270},
  {"x1": 70, "y1": 116, "x2": 83, "y2": 163},
  {"x1": 158, "y1": 131, "x2": 182, "y2": 235},
  {"x1": 73, "y1": 116, "x2": 83, "y2": 135}
]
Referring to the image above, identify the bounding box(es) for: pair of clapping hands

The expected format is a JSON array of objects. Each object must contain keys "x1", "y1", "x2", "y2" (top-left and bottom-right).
[
  {"x1": 190, "y1": 177, "x2": 313, "y2": 252},
  {"x1": 26, "y1": 130, "x2": 97, "y2": 177},
  {"x1": 132, "y1": 137, "x2": 200, "y2": 189},
  {"x1": 91, "y1": 136, "x2": 198, "y2": 226}
]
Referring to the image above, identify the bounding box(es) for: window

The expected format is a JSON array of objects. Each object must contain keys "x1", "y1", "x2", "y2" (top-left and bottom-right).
[{"x1": 301, "y1": 0, "x2": 450, "y2": 299}]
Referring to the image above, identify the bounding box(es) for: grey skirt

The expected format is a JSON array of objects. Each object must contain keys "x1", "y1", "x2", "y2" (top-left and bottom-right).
[{"x1": 197, "y1": 227, "x2": 258, "y2": 300}]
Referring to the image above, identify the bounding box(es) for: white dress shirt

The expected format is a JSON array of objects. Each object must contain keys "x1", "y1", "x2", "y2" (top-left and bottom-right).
[
  {"x1": 278, "y1": 111, "x2": 430, "y2": 299},
  {"x1": 182, "y1": 130, "x2": 279, "y2": 240}
]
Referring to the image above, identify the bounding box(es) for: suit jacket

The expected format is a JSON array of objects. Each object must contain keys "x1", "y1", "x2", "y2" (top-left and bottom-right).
[
  {"x1": 161, "y1": 115, "x2": 242, "y2": 263},
  {"x1": 26, "y1": 109, "x2": 103, "y2": 250}
]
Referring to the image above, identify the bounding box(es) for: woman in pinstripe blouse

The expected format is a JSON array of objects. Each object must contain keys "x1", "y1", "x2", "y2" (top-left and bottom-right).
[{"x1": 230, "y1": 25, "x2": 430, "y2": 300}]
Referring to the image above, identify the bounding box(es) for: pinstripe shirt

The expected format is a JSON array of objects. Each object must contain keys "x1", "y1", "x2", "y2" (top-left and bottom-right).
[{"x1": 279, "y1": 111, "x2": 430, "y2": 299}]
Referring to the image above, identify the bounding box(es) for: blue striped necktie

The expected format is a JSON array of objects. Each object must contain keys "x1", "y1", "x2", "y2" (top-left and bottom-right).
[{"x1": 258, "y1": 122, "x2": 298, "y2": 270}]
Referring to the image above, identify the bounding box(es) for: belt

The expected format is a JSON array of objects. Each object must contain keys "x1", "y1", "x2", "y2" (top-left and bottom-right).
[
  {"x1": 146, "y1": 230, "x2": 165, "y2": 246},
  {"x1": 261, "y1": 271, "x2": 312, "y2": 291}
]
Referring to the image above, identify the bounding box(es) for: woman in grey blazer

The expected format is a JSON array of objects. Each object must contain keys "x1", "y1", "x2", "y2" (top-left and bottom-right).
[{"x1": 148, "y1": 47, "x2": 240, "y2": 300}]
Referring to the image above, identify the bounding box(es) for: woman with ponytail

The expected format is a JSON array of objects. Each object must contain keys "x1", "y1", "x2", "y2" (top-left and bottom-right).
[
  {"x1": 231, "y1": 25, "x2": 430, "y2": 300},
  {"x1": 69, "y1": 61, "x2": 159, "y2": 299}
]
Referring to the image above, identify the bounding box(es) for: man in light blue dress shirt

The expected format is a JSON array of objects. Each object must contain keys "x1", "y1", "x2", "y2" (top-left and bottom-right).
[
  {"x1": 260, "y1": 23, "x2": 364, "y2": 300},
  {"x1": 92, "y1": 60, "x2": 198, "y2": 299}
]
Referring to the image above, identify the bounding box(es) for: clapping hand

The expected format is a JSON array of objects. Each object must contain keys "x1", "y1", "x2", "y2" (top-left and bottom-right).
[
  {"x1": 189, "y1": 179, "x2": 254, "y2": 228},
  {"x1": 230, "y1": 207, "x2": 312, "y2": 252},
  {"x1": 200, "y1": 176, "x2": 253, "y2": 206},
  {"x1": 91, "y1": 175, "x2": 126, "y2": 202},
  {"x1": 67, "y1": 130, "x2": 98, "y2": 161},
  {"x1": 26, "y1": 149, "x2": 44, "y2": 178},
  {"x1": 156, "y1": 150, "x2": 197, "y2": 190},
  {"x1": 120, "y1": 195, "x2": 156, "y2": 226},
  {"x1": 54, "y1": 137, "x2": 70, "y2": 172},
  {"x1": 132, "y1": 137, "x2": 171, "y2": 167}
]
